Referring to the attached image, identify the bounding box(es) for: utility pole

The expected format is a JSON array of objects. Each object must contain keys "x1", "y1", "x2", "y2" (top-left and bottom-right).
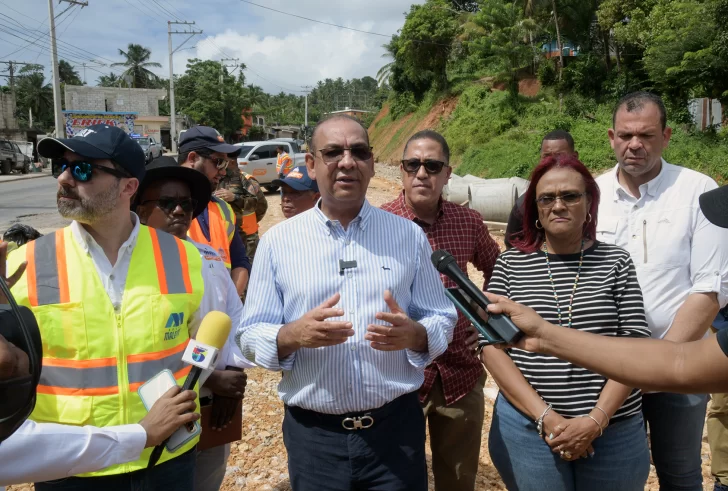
[
  {"x1": 0, "y1": 61, "x2": 32, "y2": 99},
  {"x1": 220, "y1": 58, "x2": 238, "y2": 130},
  {"x1": 168, "y1": 21, "x2": 202, "y2": 153},
  {"x1": 301, "y1": 85, "x2": 313, "y2": 141}
]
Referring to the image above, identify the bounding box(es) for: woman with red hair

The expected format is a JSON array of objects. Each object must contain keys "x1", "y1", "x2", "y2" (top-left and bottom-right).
[{"x1": 483, "y1": 155, "x2": 651, "y2": 490}]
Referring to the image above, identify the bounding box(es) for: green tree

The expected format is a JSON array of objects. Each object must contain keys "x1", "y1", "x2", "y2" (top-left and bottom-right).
[
  {"x1": 470, "y1": 0, "x2": 538, "y2": 103},
  {"x1": 176, "y1": 59, "x2": 247, "y2": 139},
  {"x1": 14, "y1": 65, "x2": 54, "y2": 130},
  {"x1": 58, "y1": 60, "x2": 82, "y2": 85},
  {"x1": 97, "y1": 72, "x2": 122, "y2": 87},
  {"x1": 111, "y1": 44, "x2": 162, "y2": 88},
  {"x1": 395, "y1": 0, "x2": 460, "y2": 96}
]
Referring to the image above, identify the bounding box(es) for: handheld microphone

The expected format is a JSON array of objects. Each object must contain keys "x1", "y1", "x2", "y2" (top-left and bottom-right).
[
  {"x1": 147, "y1": 311, "x2": 232, "y2": 468},
  {"x1": 431, "y1": 250, "x2": 522, "y2": 344}
]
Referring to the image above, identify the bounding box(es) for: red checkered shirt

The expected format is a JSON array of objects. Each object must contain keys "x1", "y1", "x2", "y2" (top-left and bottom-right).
[{"x1": 381, "y1": 192, "x2": 500, "y2": 405}]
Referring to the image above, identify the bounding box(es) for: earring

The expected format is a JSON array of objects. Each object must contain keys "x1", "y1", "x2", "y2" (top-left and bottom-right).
[
  {"x1": 586, "y1": 213, "x2": 592, "y2": 224},
  {"x1": 535, "y1": 220, "x2": 543, "y2": 230}
]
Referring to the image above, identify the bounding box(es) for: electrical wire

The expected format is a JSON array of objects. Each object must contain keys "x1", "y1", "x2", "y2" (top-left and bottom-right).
[{"x1": 239, "y1": 0, "x2": 452, "y2": 47}]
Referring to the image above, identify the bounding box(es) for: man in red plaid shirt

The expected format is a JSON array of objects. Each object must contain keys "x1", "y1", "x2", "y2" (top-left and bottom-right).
[{"x1": 381, "y1": 130, "x2": 500, "y2": 491}]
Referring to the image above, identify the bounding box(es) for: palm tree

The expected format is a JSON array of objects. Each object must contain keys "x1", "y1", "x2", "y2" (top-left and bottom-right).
[
  {"x1": 376, "y1": 37, "x2": 399, "y2": 87},
  {"x1": 16, "y1": 72, "x2": 53, "y2": 129},
  {"x1": 111, "y1": 44, "x2": 162, "y2": 88},
  {"x1": 97, "y1": 72, "x2": 122, "y2": 87}
]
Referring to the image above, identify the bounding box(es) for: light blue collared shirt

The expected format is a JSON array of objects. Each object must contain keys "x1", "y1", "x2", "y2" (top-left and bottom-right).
[{"x1": 237, "y1": 200, "x2": 456, "y2": 414}]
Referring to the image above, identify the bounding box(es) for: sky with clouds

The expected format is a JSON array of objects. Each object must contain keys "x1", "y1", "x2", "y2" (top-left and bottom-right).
[{"x1": 0, "y1": 0, "x2": 422, "y2": 95}]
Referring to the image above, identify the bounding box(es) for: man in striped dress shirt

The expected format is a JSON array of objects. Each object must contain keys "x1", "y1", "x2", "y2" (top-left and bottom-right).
[{"x1": 237, "y1": 115, "x2": 457, "y2": 491}]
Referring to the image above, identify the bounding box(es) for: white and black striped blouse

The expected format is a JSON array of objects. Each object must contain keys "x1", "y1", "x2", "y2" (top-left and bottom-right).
[{"x1": 489, "y1": 241, "x2": 651, "y2": 422}]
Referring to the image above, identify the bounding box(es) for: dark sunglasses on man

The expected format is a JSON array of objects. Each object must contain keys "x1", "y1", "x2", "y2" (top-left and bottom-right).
[
  {"x1": 52, "y1": 159, "x2": 130, "y2": 182},
  {"x1": 318, "y1": 145, "x2": 373, "y2": 165},
  {"x1": 401, "y1": 158, "x2": 449, "y2": 175},
  {"x1": 140, "y1": 197, "x2": 198, "y2": 215},
  {"x1": 194, "y1": 151, "x2": 227, "y2": 170}
]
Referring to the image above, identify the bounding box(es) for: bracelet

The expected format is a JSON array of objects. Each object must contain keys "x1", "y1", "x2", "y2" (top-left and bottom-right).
[
  {"x1": 583, "y1": 415, "x2": 603, "y2": 437},
  {"x1": 593, "y1": 405, "x2": 610, "y2": 428},
  {"x1": 536, "y1": 404, "x2": 553, "y2": 438}
]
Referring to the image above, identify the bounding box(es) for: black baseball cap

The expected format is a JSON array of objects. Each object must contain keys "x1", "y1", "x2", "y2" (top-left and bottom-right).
[
  {"x1": 38, "y1": 124, "x2": 146, "y2": 181},
  {"x1": 179, "y1": 126, "x2": 242, "y2": 157},
  {"x1": 133, "y1": 156, "x2": 211, "y2": 218},
  {"x1": 700, "y1": 186, "x2": 728, "y2": 229},
  {"x1": 272, "y1": 166, "x2": 319, "y2": 192}
]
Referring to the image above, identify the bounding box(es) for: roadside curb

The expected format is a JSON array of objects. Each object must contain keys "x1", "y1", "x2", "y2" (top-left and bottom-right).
[{"x1": 0, "y1": 172, "x2": 51, "y2": 184}]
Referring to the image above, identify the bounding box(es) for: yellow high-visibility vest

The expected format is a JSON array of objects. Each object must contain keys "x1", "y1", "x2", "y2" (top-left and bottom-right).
[
  {"x1": 188, "y1": 196, "x2": 236, "y2": 269},
  {"x1": 8, "y1": 225, "x2": 204, "y2": 476}
]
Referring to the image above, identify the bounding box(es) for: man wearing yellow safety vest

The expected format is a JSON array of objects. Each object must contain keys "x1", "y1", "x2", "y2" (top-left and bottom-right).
[
  {"x1": 215, "y1": 159, "x2": 267, "y2": 263},
  {"x1": 6, "y1": 124, "x2": 216, "y2": 491},
  {"x1": 177, "y1": 126, "x2": 251, "y2": 296}
]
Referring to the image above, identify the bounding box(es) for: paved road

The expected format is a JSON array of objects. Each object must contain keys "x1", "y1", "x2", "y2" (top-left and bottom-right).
[{"x1": 0, "y1": 176, "x2": 66, "y2": 234}]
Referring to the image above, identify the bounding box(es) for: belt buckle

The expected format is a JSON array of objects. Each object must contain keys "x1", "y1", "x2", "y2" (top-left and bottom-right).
[{"x1": 341, "y1": 414, "x2": 374, "y2": 430}]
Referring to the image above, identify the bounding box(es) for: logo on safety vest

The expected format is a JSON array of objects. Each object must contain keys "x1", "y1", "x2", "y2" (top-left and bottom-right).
[
  {"x1": 165, "y1": 312, "x2": 184, "y2": 340},
  {"x1": 192, "y1": 346, "x2": 207, "y2": 362}
]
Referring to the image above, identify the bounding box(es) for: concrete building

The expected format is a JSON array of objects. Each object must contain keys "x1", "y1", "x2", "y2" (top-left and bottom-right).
[
  {"x1": 64, "y1": 85, "x2": 170, "y2": 147},
  {"x1": 0, "y1": 93, "x2": 24, "y2": 141}
]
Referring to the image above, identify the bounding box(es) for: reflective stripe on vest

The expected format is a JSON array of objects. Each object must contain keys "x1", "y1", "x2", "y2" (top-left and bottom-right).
[
  {"x1": 28, "y1": 228, "x2": 195, "y2": 396},
  {"x1": 188, "y1": 198, "x2": 233, "y2": 269}
]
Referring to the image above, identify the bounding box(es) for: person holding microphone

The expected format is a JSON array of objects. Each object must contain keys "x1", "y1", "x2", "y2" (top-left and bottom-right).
[{"x1": 0, "y1": 244, "x2": 201, "y2": 487}]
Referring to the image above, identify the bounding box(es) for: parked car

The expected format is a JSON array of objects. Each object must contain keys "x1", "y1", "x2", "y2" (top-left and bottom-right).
[
  {"x1": 235, "y1": 141, "x2": 306, "y2": 191},
  {"x1": 0, "y1": 139, "x2": 31, "y2": 175},
  {"x1": 133, "y1": 135, "x2": 163, "y2": 163}
]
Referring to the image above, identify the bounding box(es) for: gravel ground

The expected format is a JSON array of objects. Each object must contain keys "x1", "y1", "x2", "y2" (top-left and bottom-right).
[{"x1": 7, "y1": 163, "x2": 714, "y2": 491}]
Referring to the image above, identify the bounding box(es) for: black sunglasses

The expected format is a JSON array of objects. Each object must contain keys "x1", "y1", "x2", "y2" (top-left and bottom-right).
[
  {"x1": 535, "y1": 192, "x2": 586, "y2": 208},
  {"x1": 194, "y1": 151, "x2": 227, "y2": 170},
  {"x1": 52, "y1": 159, "x2": 130, "y2": 182},
  {"x1": 401, "y1": 159, "x2": 448, "y2": 175},
  {"x1": 141, "y1": 197, "x2": 198, "y2": 214},
  {"x1": 318, "y1": 146, "x2": 373, "y2": 165}
]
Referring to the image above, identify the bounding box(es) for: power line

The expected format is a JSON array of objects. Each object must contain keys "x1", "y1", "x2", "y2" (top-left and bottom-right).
[
  {"x1": 150, "y1": 0, "x2": 180, "y2": 21},
  {"x1": 239, "y1": 0, "x2": 452, "y2": 48},
  {"x1": 239, "y1": 0, "x2": 391, "y2": 38}
]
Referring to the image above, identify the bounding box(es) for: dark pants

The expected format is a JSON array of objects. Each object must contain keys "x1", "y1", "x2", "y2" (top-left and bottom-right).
[
  {"x1": 35, "y1": 447, "x2": 196, "y2": 491},
  {"x1": 283, "y1": 392, "x2": 427, "y2": 491},
  {"x1": 642, "y1": 392, "x2": 708, "y2": 491}
]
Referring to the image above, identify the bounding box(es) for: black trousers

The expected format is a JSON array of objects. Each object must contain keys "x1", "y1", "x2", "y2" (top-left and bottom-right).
[
  {"x1": 34, "y1": 447, "x2": 196, "y2": 491},
  {"x1": 283, "y1": 392, "x2": 427, "y2": 491}
]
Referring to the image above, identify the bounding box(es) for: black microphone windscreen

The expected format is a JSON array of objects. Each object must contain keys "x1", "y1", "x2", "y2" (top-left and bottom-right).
[{"x1": 431, "y1": 249, "x2": 457, "y2": 273}]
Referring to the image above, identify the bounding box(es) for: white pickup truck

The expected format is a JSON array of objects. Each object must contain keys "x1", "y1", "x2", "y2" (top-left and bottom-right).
[{"x1": 234, "y1": 140, "x2": 306, "y2": 191}]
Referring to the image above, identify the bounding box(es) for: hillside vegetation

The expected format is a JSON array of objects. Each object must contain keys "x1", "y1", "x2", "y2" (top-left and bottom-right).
[
  {"x1": 369, "y1": 84, "x2": 728, "y2": 182},
  {"x1": 371, "y1": 0, "x2": 728, "y2": 183}
]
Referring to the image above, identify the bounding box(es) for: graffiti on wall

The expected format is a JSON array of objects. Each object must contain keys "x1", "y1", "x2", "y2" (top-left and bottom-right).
[{"x1": 63, "y1": 112, "x2": 137, "y2": 137}]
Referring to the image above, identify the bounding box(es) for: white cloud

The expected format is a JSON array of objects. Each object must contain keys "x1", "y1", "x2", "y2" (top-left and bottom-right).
[{"x1": 3, "y1": 0, "x2": 421, "y2": 94}]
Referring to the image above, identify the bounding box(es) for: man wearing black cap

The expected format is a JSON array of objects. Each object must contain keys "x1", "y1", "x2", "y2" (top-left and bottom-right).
[
  {"x1": 134, "y1": 157, "x2": 255, "y2": 491},
  {"x1": 177, "y1": 126, "x2": 250, "y2": 297},
  {"x1": 272, "y1": 164, "x2": 320, "y2": 219},
  {"x1": 5, "y1": 124, "x2": 214, "y2": 491}
]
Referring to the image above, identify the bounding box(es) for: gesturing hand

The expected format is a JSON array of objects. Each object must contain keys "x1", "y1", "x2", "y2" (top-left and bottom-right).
[
  {"x1": 205, "y1": 369, "x2": 247, "y2": 398},
  {"x1": 0, "y1": 241, "x2": 27, "y2": 304},
  {"x1": 293, "y1": 293, "x2": 354, "y2": 349},
  {"x1": 214, "y1": 189, "x2": 235, "y2": 203},
  {"x1": 365, "y1": 290, "x2": 427, "y2": 352}
]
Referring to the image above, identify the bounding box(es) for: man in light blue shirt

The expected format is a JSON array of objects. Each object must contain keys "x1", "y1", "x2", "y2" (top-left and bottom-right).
[{"x1": 238, "y1": 114, "x2": 457, "y2": 491}]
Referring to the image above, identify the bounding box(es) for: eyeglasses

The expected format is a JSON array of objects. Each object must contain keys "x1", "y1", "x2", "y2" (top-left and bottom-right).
[
  {"x1": 52, "y1": 159, "x2": 130, "y2": 182},
  {"x1": 195, "y1": 152, "x2": 228, "y2": 170},
  {"x1": 318, "y1": 146, "x2": 373, "y2": 165},
  {"x1": 141, "y1": 197, "x2": 198, "y2": 214},
  {"x1": 401, "y1": 159, "x2": 448, "y2": 175},
  {"x1": 535, "y1": 192, "x2": 586, "y2": 208}
]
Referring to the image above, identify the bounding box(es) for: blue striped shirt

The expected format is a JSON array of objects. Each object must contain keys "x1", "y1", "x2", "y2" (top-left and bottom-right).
[{"x1": 237, "y1": 200, "x2": 457, "y2": 414}]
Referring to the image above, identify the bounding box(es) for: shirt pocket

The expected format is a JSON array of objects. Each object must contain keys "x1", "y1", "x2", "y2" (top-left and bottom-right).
[
  {"x1": 643, "y1": 210, "x2": 691, "y2": 269},
  {"x1": 596, "y1": 216, "x2": 620, "y2": 243}
]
